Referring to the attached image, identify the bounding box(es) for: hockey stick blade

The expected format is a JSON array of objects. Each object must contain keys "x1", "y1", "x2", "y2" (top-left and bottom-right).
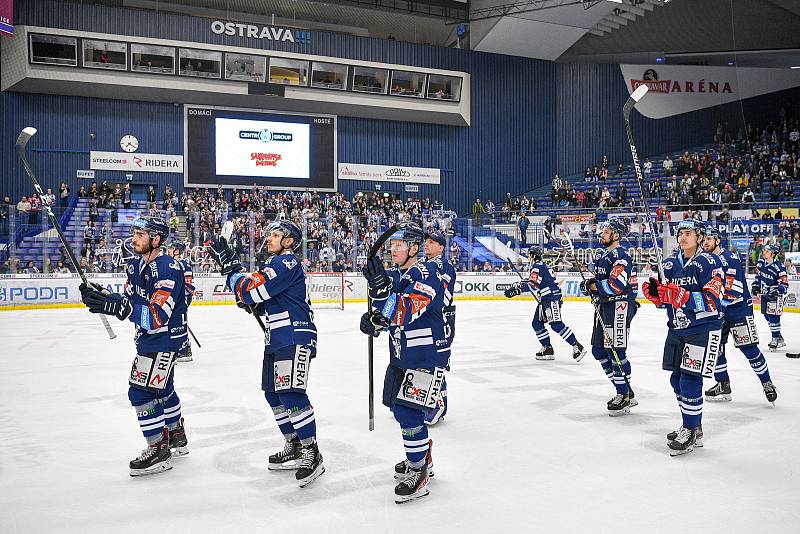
[
  {"x1": 15, "y1": 127, "x2": 38, "y2": 150},
  {"x1": 15, "y1": 127, "x2": 116, "y2": 339},
  {"x1": 631, "y1": 84, "x2": 649, "y2": 103}
]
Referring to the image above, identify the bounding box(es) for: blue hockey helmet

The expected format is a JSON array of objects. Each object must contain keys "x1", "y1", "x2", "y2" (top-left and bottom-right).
[
  {"x1": 598, "y1": 218, "x2": 628, "y2": 238},
  {"x1": 268, "y1": 220, "x2": 303, "y2": 252},
  {"x1": 390, "y1": 222, "x2": 425, "y2": 245},
  {"x1": 675, "y1": 218, "x2": 706, "y2": 240},
  {"x1": 764, "y1": 243, "x2": 781, "y2": 256},
  {"x1": 169, "y1": 241, "x2": 186, "y2": 253},
  {"x1": 527, "y1": 246, "x2": 543, "y2": 261},
  {"x1": 425, "y1": 230, "x2": 447, "y2": 247},
  {"x1": 705, "y1": 225, "x2": 722, "y2": 240},
  {"x1": 132, "y1": 215, "x2": 169, "y2": 244}
]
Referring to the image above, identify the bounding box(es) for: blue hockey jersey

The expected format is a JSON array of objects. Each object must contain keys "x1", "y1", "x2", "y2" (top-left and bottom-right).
[
  {"x1": 525, "y1": 261, "x2": 561, "y2": 302},
  {"x1": 123, "y1": 253, "x2": 189, "y2": 353},
  {"x1": 372, "y1": 258, "x2": 448, "y2": 369},
  {"x1": 227, "y1": 253, "x2": 318, "y2": 353},
  {"x1": 716, "y1": 249, "x2": 752, "y2": 320},
  {"x1": 755, "y1": 259, "x2": 788, "y2": 296},
  {"x1": 661, "y1": 251, "x2": 724, "y2": 334},
  {"x1": 593, "y1": 246, "x2": 637, "y2": 302}
]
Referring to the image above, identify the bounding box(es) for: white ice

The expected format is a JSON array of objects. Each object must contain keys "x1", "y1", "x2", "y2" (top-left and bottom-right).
[{"x1": 2, "y1": 301, "x2": 800, "y2": 533}]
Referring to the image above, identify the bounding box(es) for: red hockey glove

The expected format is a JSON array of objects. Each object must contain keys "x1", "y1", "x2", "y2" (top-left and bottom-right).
[
  {"x1": 643, "y1": 278, "x2": 662, "y2": 307},
  {"x1": 658, "y1": 282, "x2": 690, "y2": 309}
]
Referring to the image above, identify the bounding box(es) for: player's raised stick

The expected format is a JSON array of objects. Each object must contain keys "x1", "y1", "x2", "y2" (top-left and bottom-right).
[
  {"x1": 15, "y1": 127, "x2": 117, "y2": 339},
  {"x1": 623, "y1": 84, "x2": 664, "y2": 281},
  {"x1": 366, "y1": 224, "x2": 398, "y2": 431}
]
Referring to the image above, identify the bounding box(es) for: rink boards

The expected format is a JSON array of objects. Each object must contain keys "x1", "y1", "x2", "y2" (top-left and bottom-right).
[{"x1": 3, "y1": 272, "x2": 800, "y2": 311}]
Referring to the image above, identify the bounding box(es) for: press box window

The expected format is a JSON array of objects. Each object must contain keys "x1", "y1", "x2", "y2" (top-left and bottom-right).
[
  {"x1": 269, "y1": 58, "x2": 309, "y2": 86},
  {"x1": 352, "y1": 67, "x2": 388, "y2": 95},
  {"x1": 225, "y1": 53, "x2": 266, "y2": 82},
  {"x1": 390, "y1": 71, "x2": 426, "y2": 98},
  {"x1": 426, "y1": 75, "x2": 462, "y2": 102},
  {"x1": 82, "y1": 39, "x2": 127, "y2": 70},
  {"x1": 29, "y1": 34, "x2": 77, "y2": 66},
  {"x1": 131, "y1": 44, "x2": 175, "y2": 74},
  {"x1": 179, "y1": 48, "x2": 222, "y2": 78},
  {"x1": 311, "y1": 62, "x2": 348, "y2": 90}
]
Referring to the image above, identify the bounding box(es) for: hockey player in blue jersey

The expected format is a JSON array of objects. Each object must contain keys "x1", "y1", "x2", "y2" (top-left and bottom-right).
[
  {"x1": 505, "y1": 246, "x2": 586, "y2": 361},
  {"x1": 210, "y1": 220, "x2": 324, "y2": 488},
  {"x1": 79, "y1": 216, "x2": 191, "y2": 476},
  {"x1": 752, "y1": 243, "x2": 788, "y2": 351},
  {"x1": 644, "y1": 219, "x2": 724, "y2": 456},
  {"x1": 422, "y1": 230, "x2": 455, "y2": 426},
  {"x1": 579, "y1": 219, "x2": 638, "y2": 416},
  {"x1": 360, "y1": 222, "x2": 447, "y2": 504},
  {"x1": 702, "y1": 227, "x2": 778, "y2": 404},
  {"x1": 169, "y1": 241, "x2": 196, "y2": 363}
]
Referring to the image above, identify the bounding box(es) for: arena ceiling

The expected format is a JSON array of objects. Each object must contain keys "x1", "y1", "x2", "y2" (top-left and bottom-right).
[{"x1": 109, "y1": 0, "x2": 800, "y2": 67}]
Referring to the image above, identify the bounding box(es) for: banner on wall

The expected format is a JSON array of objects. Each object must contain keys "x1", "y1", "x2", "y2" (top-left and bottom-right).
[
  {"x1": 7, "y1": 272, "x2": 800, "y2": 309},
  {"x1": 90, "y1": 151, "x2": 184, "y2": 173},
  {"x1": 620, "y1": 64, "x2": 800, "y2": 119},
  {"x1": 0, "y1": 0, "x2": 12, "y2": 36},
  {"x1": 338, "y1": 163, "x2": 440, "y2": 184}
]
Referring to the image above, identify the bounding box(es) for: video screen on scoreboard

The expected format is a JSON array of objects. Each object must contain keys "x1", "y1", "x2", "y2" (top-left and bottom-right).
[{"x1": 185, "y1": 106, "x2": 336, "y2": 191}]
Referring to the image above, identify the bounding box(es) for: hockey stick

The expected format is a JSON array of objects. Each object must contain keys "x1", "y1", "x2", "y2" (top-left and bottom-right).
[
  {"x1": 561, "y1": 231, "x2": 634, "y2": 398},
  {"x1": 220, "y1": 220, "x2": 267, "y2": 334},
  {"x1": 623, "y1": 84, "x2": 664, "y2": 282},
  {"x1": 505, "y1": 257, "x2": 540, "y2": 303},
  {"x1": 366, "y1": 224, "x2": 399, "y2": 431},
  {"x1": 187, "y1": 325, "x2": 202, "y2": 348},
  {"x1": 15, "y1": 127, "x2": 117, "y2": 340}
]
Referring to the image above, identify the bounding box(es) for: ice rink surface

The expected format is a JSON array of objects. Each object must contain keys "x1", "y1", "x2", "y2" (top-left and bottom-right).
[{"x1": 2, "y1": 300, "x2": 800, "y2": 533}]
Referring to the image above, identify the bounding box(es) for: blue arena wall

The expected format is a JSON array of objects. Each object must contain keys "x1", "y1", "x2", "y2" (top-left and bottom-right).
[{"x1": 2, "y1": 0, "x2": 798, "y2": 213}]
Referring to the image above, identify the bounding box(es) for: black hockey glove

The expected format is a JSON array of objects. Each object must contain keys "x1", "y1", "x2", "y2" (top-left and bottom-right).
[
  {"x1": 504, "y1": 283, "x2": 522, "y2": 298},
  {"x1": 360, "y1": 310, "x2": 389, "y2": 337},
  {"x1": 236, "y1": 299, "x2": 264, "y2": 315},
  {"x1": 209, "y1": 236, "x2": 243, "y2": 276},
  {"x1": 579, "y1": 278, "x2": 597, "y2": 296},
  {"x1": 768, "y1": 286, "x2": 782, "y2": 298},
  {"x1": 750, "y1": 281, "x2": 761, "y2": 296},
  {"x1": 363, "y1": 256, "x2": 391, "y2": 300},
  {"x1": 79, "y1": 282, "x2": 132, "y2": 321}
]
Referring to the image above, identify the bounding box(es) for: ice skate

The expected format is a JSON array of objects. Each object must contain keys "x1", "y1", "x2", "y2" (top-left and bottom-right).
[
  {"x1": 667, "y1": 423, "x2": 703, "y2": 448},
  {"x1": 768, "y1": 337, "x2": 785, "y2": 351},
  {"x1": 394, "y1": 462, "x2": 430, "y2": 504},
  {"x1": 704, "y1": 381, "x2": 732, "y2": 402},
  {"x1": 607, "y1": 393, "x2": 633, "y2": 417},
  {"x1": 130, "y1": 429, "x2": 172, "y2": 477},
  {"x1": 268, "y1": 437, "x2": 302, "y2": 471},
  {"x1": 168, "y1": 417, "x2": 189, "y2": 457},
  {"x1": 762, "y1": 381, "x2": 778, "y2": 405},
  {"x1": 668, "y1": 426, "x2": 699, "y2": 456},
  {"x1": 296, "y1": 441, "x2": 325, "y2": 488},
  {"x1": 535, "y1": 345, "x2": 555, "y2": 361},
  {"x1": 572, "y1": 341, "x2": 586, "y2": 362},
  {"x1": 395, "y1": 439, "x2": 434, "y2": 480}
]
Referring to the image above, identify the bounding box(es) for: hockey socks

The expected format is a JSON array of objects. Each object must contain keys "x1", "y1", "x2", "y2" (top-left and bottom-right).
[
  {"x1": 132, "y1": 399, "x2": 166, "y2": 445},
  {"x1": 160, "y1": 390, "x2": 182, "y2": 431},
  {"x1": 551, "y1": 321, "x2": 578, "y2": 345}
]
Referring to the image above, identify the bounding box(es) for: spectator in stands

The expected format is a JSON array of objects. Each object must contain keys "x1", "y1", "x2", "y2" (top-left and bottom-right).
[
  {"x1": 89, "y1": 182, "x2": 98, "y2": 198},
  {"x1": 16, "y1": 195, "x2": 31, "y2": 222},
  {"x1": 43, "y1": 188, "x2": 55, "y2": 208},
  {"x1": 717, "y1": 208, "x2": 730, "y2": 225},
  {"x1": 88, "y1": 199, "x2": 99, "y2": 223},
  {"x1": 643, "y1": 158, "x2": 652, "y2": 181},
  {"x1": 518, "y1": 213, "x2": 529, "y2": 246},
  {"x1": 28, "y1": 193, "x2": 41, "y2": 225},
  {"x1": 615, "y1": 162, "x2": 624, "y2": 177},
  {"x1": 775, "y1": 207, "x2": 784, "y2": 220},
  {"x1": 485, "y1": 199, "x2": 495, "y2": 223},
  {"x1": 78, "y1": 185, "x2": 87, "y2": 198},
  {"x1": 23, "y1": 260, "x2": 40, "y2": 274},
  {"x1": 762, "y1": 209, "x2": 774, "y2": 222},
  {"x1": 663, "y1": 155, "x2": 673, "y2": 175},
  {"x1": 472, "y1": 198, "x2": 484, "y2": 224},
  {"x1": 584, "y1": 167, "x2": 593, "y2": 181},
  {"x1": 54, "y1": 260, "x2": 70, "y2": 273},
  {"x1": 769, "y1": 180, "x2": 781, "y2": 202},
  {"x1": 616, "y1": 182, "x2": 627, "y2": 206},
  {"x1": 59, "y1": 183, "x2": 70, "y2": 209},
  {"x1": 450, "y1": 241, "x2": 460, "y2": 263},
  {"x1": 147, "y1": 185, "x2": 156, "y2": 208},
  {"x1": 169, "y1": 212, "x2": 179, "y2": 234},
  {"x1": 783, "y1": 181, "x2": 793, "y2": 200},
  {"x1": 123, "y1": 183, "x2": 132, "y2": 208}
]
